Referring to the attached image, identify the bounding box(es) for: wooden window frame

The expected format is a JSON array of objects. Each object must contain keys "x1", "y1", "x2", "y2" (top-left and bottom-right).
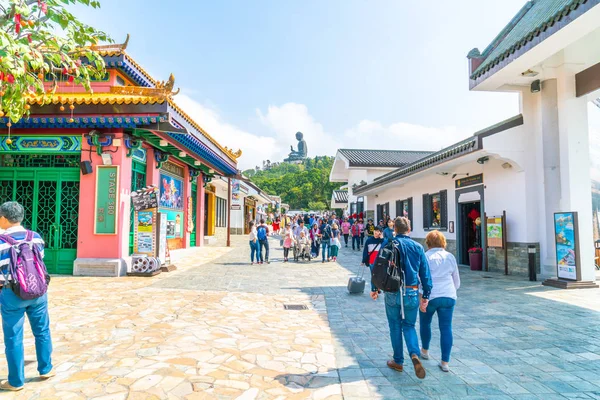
[{"x1": 423, "y1": 190, "x2": 448, "y2": 231}]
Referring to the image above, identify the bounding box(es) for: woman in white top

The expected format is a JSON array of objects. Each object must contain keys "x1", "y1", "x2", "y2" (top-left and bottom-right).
[
  {"x1": 419, "y1": 230, "x2": 460, "y2": 372},
  {"x1": 248, "y1": 221, "x2": 259, "y2": 265}
]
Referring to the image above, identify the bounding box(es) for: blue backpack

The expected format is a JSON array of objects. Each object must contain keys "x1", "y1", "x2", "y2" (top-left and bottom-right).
[
  {"x1": 0, "y1": 231, "x2": 50, "y2": 300},
  {"x1": 257, "y1": 225, "x2": 268, "y2": 241}
]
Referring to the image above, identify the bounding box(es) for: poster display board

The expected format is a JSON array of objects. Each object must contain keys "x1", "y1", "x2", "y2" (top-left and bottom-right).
[
  {"x1": 133, "y1": 209, "x2": 157, "y2": 256},
  {"x1": 232, "y1": 179, "x2": 241, "y2": 209},
  {"x1": 157, "y1": 213, "x2": 167, "y2": 264},
  {"x1": 486, "y1": 216, "x2": 504, "y2": 248},
  {"x1": 159, "y1": 173, "x2": 184, "y2": 209},
  {"x1": 94, "y1": 165, "x2": 119, "y2": 235},
  {"x1": 554, "y1": 212, "x2": 580, "y2": 280}
]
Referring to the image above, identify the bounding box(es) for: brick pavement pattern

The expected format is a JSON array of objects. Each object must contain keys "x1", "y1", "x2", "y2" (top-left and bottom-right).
[{"x1": 1, "y1": 235, "x2": 600, "y2": 399}]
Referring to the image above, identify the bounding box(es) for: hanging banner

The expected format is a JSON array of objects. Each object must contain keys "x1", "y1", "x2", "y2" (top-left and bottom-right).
[
  {"x1": 94, "y1": 165, "x2": 119, "y2": 235},
  {"x1": 232, "y1": 179, "x2": 241, "y2": 209},
  {"x1": 554, "y1": 212, "x2": 580, "y2": 280},
  {"x1": 187, "y1": 196, "x2": 194, "y2": 233}
]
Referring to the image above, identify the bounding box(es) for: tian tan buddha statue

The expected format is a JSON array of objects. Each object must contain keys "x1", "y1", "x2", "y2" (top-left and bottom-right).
[{"x1": 285, "y1": 131, "x2": 308, "y2": 162}]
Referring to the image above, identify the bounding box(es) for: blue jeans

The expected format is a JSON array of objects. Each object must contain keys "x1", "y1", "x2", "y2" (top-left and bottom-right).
[
  {"x1": 352, "y1": 236, "x2": 360, "y2": 250},
  {"x1": 420, "y1": 297, "x2": 456, "y2": 362},
  {"x1": 249, "y1": 240, "x2": 259, "y2": 262},
  {"x1": 259, "y1": 239, "x2": 269, "y2": 262},
  {"x1": 368, "y1": 264, "x2": 377, "y2": 292},
  {"x1": 321, "y1": 241, "x2": 329, "y2": 261},
  {"x1": 384, "y1": 288, "x2": 420, "y2": 365},
  {"x1": 1, "y1": 289, "x2": 53, "y2": 387}
]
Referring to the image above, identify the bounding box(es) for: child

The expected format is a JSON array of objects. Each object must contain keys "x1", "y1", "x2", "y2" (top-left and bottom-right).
[
  {"x1": 351, "y1": 219, "x2": 362, "y2": 251},
  {"x1": 282, "y1": 223, "x2": 293, "y2": 262},
  {"x1": 329, "y1": 223, "x2": 341, "y2": 262},
  {"x1": 362, "y1": 225, "x2": 384, "y2": 292}
]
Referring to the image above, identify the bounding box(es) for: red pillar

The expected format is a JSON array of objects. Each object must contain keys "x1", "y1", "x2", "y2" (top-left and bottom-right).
[
  {"x1": 197, "y1": 173, "x2": 205, "y2": 246},
  {"x1": 76, "y1": 131, "x2": 132, "y2": 260},
  {"x1": 183, "y1": 166, "x2": 192, "y2": 248}
]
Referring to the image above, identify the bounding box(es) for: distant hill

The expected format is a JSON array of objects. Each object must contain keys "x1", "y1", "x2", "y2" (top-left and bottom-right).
[{"x1": 244, "y1": 156, "x2": 343, "y2": 211}]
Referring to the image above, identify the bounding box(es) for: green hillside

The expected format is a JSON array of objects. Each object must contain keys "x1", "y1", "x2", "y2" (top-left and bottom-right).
[{"x1": 244, "y1": 156, "x2": 343, "y2": 211}]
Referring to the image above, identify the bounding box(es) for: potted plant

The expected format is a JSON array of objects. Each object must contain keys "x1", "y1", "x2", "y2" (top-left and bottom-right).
[{"x1": 468, "y1": 247, "x2": 483, "y2": 271}]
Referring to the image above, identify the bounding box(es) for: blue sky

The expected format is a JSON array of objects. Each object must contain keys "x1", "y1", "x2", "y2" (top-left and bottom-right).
[{"x1": 73, "y1": 1, "x2": 598, "y2": 169}]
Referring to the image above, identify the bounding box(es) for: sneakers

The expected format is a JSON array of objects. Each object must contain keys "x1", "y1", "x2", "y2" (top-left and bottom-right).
[
  {"x1": 420, "y1": 349, "x2": 429, "y2": 360},
  {"x1": 386, "y1": 360, "x2": 403, "y2": 372},
  {"x1": 438, "y1": 363, "x2": 450, "y2": 372},
  {"x1": 0, "y1": 380, "x2": 23, "y2": 391},
  {"x1": 411, "y1": 356, "x2": 426, "y2": 379},
  {"x1": 40, "y1": 369, "x2": 55, "y2": 379}
]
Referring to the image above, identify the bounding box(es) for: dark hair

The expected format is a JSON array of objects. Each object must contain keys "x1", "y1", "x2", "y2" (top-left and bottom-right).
[
  {"x1": 249, "y1": 221, "x2": 255, "y2": 229},
  {"x1": 394, "y1": 217, "x2": 411, "y2": 235},
  {"x1": 374, "y1": 225, "x2": 382, "y2": 232},
  {"x1": 260, "y1": 219, "x2": 265, "y2": 224},
  {"x1": 0, "y1": 202, "x2": 24, "y2": 224}
]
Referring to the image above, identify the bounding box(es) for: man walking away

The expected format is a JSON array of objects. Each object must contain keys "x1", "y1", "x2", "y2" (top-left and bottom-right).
[
  {"x1": 257, "y1": 219, "x2": 269, "y2": 264},
  {"x1": 320, "y1": 219, "x2": 332, "y2": 263},
  {"x1": 0, "y1": 202, "x2": 54, "y2": 391},
  {"x1": 371, "y1": 217, "x2": 432, "y2": 380},
  {"x1": 363, "y1": 226, "x2": 384, "y2": 293}
]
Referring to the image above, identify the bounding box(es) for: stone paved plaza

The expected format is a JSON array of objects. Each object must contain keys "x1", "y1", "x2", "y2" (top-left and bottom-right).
[{"x1": 2, "y1": 236, "x2": 600, "y2": 399}]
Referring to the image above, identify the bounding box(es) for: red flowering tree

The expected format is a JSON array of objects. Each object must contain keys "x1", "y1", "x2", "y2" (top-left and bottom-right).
[{"x1": 0, "y1": 0, "x2": 111, "y2": 122}]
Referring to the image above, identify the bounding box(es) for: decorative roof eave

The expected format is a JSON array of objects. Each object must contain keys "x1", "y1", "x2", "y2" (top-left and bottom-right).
[
  {"x1": 166, "y1": 101, "x2": 240, "y2": 165},
  {"x1": 469, "y1": 0, "x2": 599, "y2": 85},
  {"x1": 0, "y1": 114, "x2": 166, "y2": 129}
]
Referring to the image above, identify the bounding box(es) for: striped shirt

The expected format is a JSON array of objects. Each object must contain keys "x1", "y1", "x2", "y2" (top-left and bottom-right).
[{"x1": 0, "y1": 226, "x2": 45, "y2": 281}]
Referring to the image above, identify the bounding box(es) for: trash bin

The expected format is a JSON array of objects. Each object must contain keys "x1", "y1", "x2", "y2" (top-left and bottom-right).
[
  {"x1": 469, "y1": 252, "x2": 483, "y2": 271},
  {"x1": 528, "y1": 245, "x2": 537, "y2": 281}
]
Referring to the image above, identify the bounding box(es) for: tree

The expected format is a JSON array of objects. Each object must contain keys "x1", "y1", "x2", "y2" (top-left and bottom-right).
[
  {"x1": 307, "y1": 201, "x2": 326, "y2": 211},
  {"x1": 0, "y1": 0, "x2": 111, "y2": 122},
  {"x1": 248, "y1": 156, "x2": 343, "y2": 210}
]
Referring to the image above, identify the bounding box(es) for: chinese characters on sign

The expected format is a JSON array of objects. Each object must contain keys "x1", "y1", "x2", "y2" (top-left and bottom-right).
[{"x1": 95, "y1": 166, "x2": 119, "y2": 234}]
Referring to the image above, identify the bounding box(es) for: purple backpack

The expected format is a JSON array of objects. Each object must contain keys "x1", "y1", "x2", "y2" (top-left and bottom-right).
[{"x1": 0, "y1": 231, "x2": 50, "y2": 300}]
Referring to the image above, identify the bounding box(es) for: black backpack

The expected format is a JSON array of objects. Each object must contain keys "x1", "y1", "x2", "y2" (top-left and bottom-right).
[{"x1": 371, "y1": 239, "x2": 404, "y2": 292}]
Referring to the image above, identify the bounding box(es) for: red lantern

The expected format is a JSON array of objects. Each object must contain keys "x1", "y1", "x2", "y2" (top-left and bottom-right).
[{"x1": 15, "y1": 14, "x2": 21, "y2": 34}]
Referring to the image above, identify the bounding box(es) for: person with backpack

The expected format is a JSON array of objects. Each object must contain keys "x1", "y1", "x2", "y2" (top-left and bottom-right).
[
  {"x1": 257, "y1": 219, "x2": 269, "y2": 264},
  {"x1": 351, "y1": 219, "x2": 362, "y2": 251},
  {"x1": 370, "y1": 217, "x2": 432, "y2": 380},
  {"x1": 319, "y1": 219, "x2": 332, "y2": 263},
  {"x1": 0, "y1": 202, "x2": 54, "y2": 391},
  {"x1": 362, "y1": 225, "x2": 384, "y2": 293}
]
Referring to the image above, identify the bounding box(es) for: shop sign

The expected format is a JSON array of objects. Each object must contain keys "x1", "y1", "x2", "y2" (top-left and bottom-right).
[
  {"x1": 486, "y1": 216, "x2": 504, "y2": 248},
  {"x1": 245, "y1": 197, "x2": 256, "y2": 206},
  {"x1": 161, "y1": 161, "x2": 184, "y2": 177},
  {"x1": 95, "y1": 165, "x2": 119, "y2": 235},
  {"x1": 0, "y1": 135, "x2": 81, "y2": 153},
  {"x1": 455, "y1": 173, "x2": 483, "y2": 189},
  {"x1": 231, "y1": 205, "x2": 241, "y2": 210},
  {"x1": 132, "y1": 147, "x2": 147, "y2": 163},
  {"x1": 554, "y1": 212, "x2": 580, "y2": 280}
]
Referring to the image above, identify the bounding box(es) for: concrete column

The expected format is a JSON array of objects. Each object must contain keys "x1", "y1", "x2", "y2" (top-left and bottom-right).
[{"x1": 556, "y1": 65, "x2": 595, "y2": 282}]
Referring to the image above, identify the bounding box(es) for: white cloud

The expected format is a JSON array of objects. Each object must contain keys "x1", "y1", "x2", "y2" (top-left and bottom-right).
[
  {"x1": 174, "y1": 95, "x2": 472, "y2": 171},
  {"x1": 174, "y1": 94, "x2": 279, "y2": 170}
]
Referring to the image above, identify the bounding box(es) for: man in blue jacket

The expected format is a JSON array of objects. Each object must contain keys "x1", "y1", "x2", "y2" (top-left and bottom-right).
[{"x1": 371, "y1": 217, "x2": 432, "y2": 380}]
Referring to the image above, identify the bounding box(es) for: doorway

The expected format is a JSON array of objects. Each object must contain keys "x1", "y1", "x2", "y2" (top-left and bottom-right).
[
  {"x1": 0, "y1": 154, "x2": 81, "y2": 274},
  {"x1": 459, "y1": 201, "x2": 481, "y2": 265}
]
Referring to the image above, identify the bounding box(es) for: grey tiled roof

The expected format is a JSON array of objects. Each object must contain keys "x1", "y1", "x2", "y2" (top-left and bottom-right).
[
  {"x1": 338, "y1": 149, "x2": 433, "y2": 168},
  {"x1": 332, "y1": 190, "x2": 349, "y2": 204},
  {"x1": 470, "y1": 0, "x2": 598, "y2": 80}
]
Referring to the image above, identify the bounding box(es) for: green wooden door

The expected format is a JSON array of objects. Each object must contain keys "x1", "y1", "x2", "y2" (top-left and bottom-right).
[
  {"x1": 190, "y1": 182, "x2": 197, "y2": 246},
  {"x1": 0, "y1": 160, "x2": 80, "y2": 274}
]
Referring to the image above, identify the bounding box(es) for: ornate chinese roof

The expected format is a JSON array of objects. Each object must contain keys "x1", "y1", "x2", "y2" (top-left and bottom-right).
[
  {"x1": 469, "y1": 0, "x2": 599, "y2": 81},
  {"x1": 332, "y1": 190, "x2": 349, "y2": 204}
]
